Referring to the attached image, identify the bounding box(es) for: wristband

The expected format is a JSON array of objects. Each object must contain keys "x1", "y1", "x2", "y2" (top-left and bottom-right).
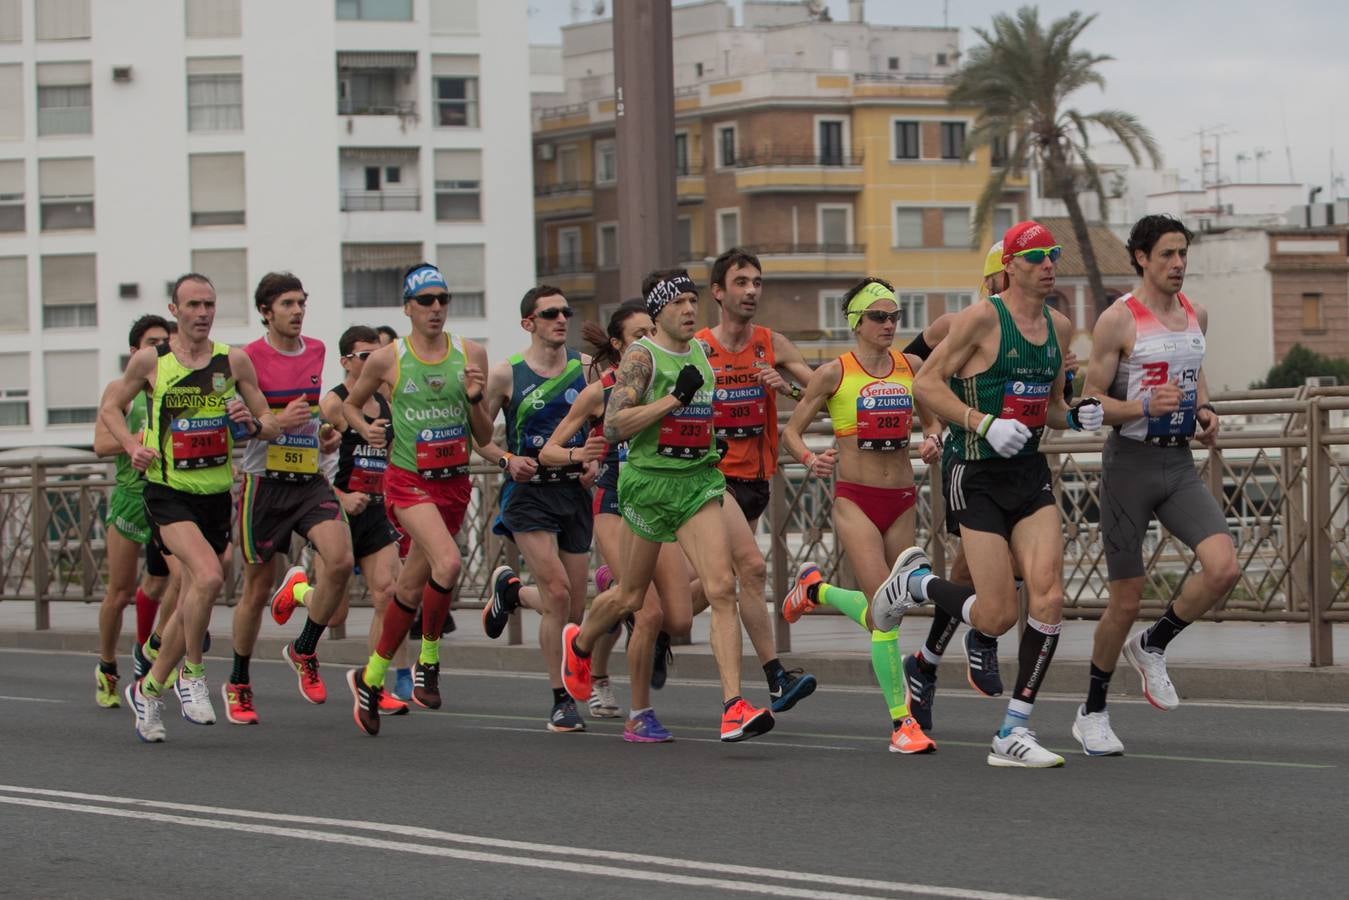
[
  {"x1": 1067, "y1": 406, "x2": 1081, "y2": 432},
  {"x1": 468, "y1": 392, "x2": 483, "y2": 405},
  {"x1": 789, "y1": 384, "x2": 803, "y2": 401},
  {"x1": 1142, "y1": 395, "x2": 1150, "y2": 417},
  {"x1": 1199, "y1": 402, "x2": 1217, "y2": 415},
  {"x1": 803, "y1": 451, "x2": 816, "y2": 468},
  {"x1": 568, "y1": 447, "x2": 575, "y2": 464},
  {"x1": 976, "y1": 413, "x2": 995, "y2": 438}
]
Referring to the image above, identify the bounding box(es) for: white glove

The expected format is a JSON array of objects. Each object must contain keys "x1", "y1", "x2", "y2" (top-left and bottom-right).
[
  {"x1": 980, "y1": 416, "x2": 1032, "y2": 458},
  {"x1": 1070, "y1": 398, "x2": 1104, "y2": 432}
]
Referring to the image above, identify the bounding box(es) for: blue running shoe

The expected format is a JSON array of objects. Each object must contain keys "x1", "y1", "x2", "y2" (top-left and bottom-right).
[
  {"x1": 392, "y1": 667, "x2": 413, "y2": 702},
  {"x1": 769, "y1": 668, "x2": 817, "y2": 713},
  {"x1": 623, "y1": 709, "x2": 673, "y2": 743},
  {"x1": 964, "y1": 630, "x2": 1003, "y2": 697},
  {"x1": 902, "y1": 654, "x2": 938, "y2": 731},
  {"x1": 547, "y1": 697, "x2": 586, "y2": 733}
]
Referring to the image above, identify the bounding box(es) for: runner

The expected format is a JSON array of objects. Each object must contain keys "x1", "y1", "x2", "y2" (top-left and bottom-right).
[
  {"x1": 101, "y1": 273, "x2": 280, "y2": 742},
  {"x1": 92, "y1": 315, "x2": 177, "y2": 707},
  {"x1": 1072, "y1": 214, "x2": 1237, "y2": 755},
  {"x1": 691, "y1": 247, "x2": 817, "y2": 714},
  {"x1": 560, "y1": 269, "x2": 774, "y2": 742},
  {"x1": 219, "y1": 273, "x2": 347, "y2": 724},
  {"x1": 376, "y1": 325, "x2": 398, "y2": 346},
  {"x1": 478, "y1": 286, "x2": 596, "y2": 733},
  {"x1": 342, "y1": 262, "x2": 492, "y2": 736},
  {"x1": 880, "y1": 220, "x2": 1104, "y2": 767},
  {"x1": 777, "y1": 276, "x2": 935, "y2": 754}
]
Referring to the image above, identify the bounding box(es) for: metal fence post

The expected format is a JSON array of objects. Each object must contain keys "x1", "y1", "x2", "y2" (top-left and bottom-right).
[
  {"x1": 770, "y1": 469, "x2": 790, "y2": 654},
  {"x1": 31, "y1": 461, "x2": 50, "y2": 630},
  {"x1": 1308, "y1": 398, "x2": 1333, "y2": 666},
  {"x1": 80, "y1": 485, "x2": 97, "y2": 597}
]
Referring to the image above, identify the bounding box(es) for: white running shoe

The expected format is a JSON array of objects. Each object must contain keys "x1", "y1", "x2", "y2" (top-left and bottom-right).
[
  {"x1": 1072, "y1": 704, "x2": 1124, "y2": 756},
  {"x1": 588, "y1": 676, "x2": 621, "y2": 718},
  {"x1": 1122, "y1": 631, "x2": 1179, "y2": 710},
  {"x1": 987, "y1": 727, "x2": 1064, "y2": 768},
  {"x1": 126, "y1": 680, "x2": 166, "y2": 743},
  {"x1": 870, "y1": 546, "x2": 931, "y2": 632},
  {"x1": 174, "y1": 668, "x2": 217, "y2": 725}
]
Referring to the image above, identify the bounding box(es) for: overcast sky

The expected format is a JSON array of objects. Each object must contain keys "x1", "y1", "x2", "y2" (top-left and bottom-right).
[{"x1": 528, "y1": 0, "x2": 1349, "y2": 198}]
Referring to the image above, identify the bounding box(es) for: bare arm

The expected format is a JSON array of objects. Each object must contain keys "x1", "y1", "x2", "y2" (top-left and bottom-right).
[
  {"x1": 771, "y1": 331, "x2": 815, "y2": 392},
  {"x1": 98, "y1": 348, "x2": 158, "y2": 469},
  {"x1": 464, "y1": 339, "x2": 494, "y2": 448},
  {"x1": 911, "y1": 304, "x2": 998, "y2": 432},
  {"x1": 93, "y1": 382, "x2": 130, "y2": 457},
  {"x1": 604, "y1": 344, "x2": 674, "y2": 443},
  {"x1": 229, "y1": 349, "x2": 281, "y2": 442},
  {"x1": 781, "y1": 360, "x2": 840, "y2": 469},
  {"x1": 342, "y1": 345, "x2": 393, "y2": 445},
  {"x1": 319, "y1": 390, "x2": 349, "y2": 432},
  {"x1": 1081, "y1": 305, "x2": 1140, "y2": 426},
  {"x1": 539, "y1": 379, "x2": 605, "y2": 467},
  {"x1": 1044, "y1": 310, "x2": 1077, "y2": 430},
  {"x1": 474, "y1": 359, "x2": 515, "y2": 467}
]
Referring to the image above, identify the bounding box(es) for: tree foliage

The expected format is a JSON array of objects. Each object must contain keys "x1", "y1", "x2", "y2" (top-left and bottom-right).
[{"x1": 1252, "y1": 344, "x2": 1349, "y2": 389}]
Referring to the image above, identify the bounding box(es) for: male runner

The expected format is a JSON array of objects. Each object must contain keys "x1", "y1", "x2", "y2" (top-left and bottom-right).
[
  {"x1": 376, "y1": 325, "x2": 398, "y2": 346},
  {"x1": 343, "y1": 263, "x2": 492, "y2": 736},
  {"x1": 694, "y1": 247, "x2": 816, "y2": 713},
  {"x1": 223, "y1": 273, "x2": 348, "y2": 724},
  {"x1": 92, "y1": 315, "x2": 175, "y2": 707},
  {"x1": 1073, "y1": 214, "x2": 1237, "y2": 755},
  {"x1": 561, "y1": 269, "x2": 774, "y2": 742},
  {"x1": 101, "y1": 273, "x2": 280, "y2": 742},
  {"x1": 478, "y1": 286, "x2": 595, "y2": 732},
  {"x1": 881, "y1": 221, "x2": 1104, "y2": 767}
]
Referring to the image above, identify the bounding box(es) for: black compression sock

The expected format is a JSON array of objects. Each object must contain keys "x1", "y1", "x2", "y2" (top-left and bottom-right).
[
  {"x1": 927, "y1": 579, "x2": 977, "y2": 626},
  {"x1": 1142, "y1": 603, "x2": 1190, "y2": 653},
  {"x1": 293, "y1": 617, "x2": 327, "y2": 656},
  {"x1": 763, "y1": 658, "x2": 786, "y2": 684},
  {"x1": 806, "y1": 583, "x2": 820, "y2": 602},
  {"x1": 1085, "y1": 663, "x2": 1112, "y2": 713},
  {"x1": 552, "y1": 687, "x2": 568, "y2": 705},
  {"x1": 231, "y1": 653, "x2": 250, "y2": 685},
  {"x1": 924, "y1": 610, "x2": 960, "y2": 658},
  {"x1": 723, "y1": 695, "x2": 742, "y2": 712},
  {"x1": 99, "y1": 659, "x2": 117, "y2": 676}
]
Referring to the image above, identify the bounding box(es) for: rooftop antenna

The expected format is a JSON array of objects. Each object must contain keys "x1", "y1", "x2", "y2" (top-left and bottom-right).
[
  {"x1": 1254, "y1": 147, "x2": 1270, "y2": 183},
  {"x1": 1235, "y1": 151, "x2": 1249, "y2": 183},
  {"x1": 1280, "y1": 98, "x2": 1295, "y2": 182}
]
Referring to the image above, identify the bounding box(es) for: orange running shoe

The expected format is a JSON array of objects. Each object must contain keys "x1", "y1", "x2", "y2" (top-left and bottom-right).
[
  {"x1": 378, "y1": 692, "x2": 409, "y2": 716},
  {"x1": 269, "y1": 565, "x2": 309, "y2": 626},
  {"x1": 560, "y1": 623, "x2": 592, "y2": 701},
  {"x1": 282, "y1": 641, "x2": 327, "y2": 704},
  {"x1": 221, "y1": 681, "x2": 259, "y2": 725},
  {"x1": 781, "y1": 563, "x2": 822, "y2": 624},
  {"x1": 719, "y1": 698, "x2": 774, "y2": 742},
  {"x1": 889, "y1": 716, "x2": 936, "y2": 754}
]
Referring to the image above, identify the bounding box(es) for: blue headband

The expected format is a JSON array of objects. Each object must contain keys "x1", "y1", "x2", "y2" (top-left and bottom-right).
[{"x1": 403, "y1": 265, "x2": 449, "y2": 300}]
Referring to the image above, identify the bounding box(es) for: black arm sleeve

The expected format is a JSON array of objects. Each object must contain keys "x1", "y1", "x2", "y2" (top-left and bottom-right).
[{"x1": 903, "y1": 331, "x2": 934, "y2": 361}]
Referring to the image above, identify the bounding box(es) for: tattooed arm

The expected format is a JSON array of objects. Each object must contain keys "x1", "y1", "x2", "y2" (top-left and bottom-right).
[{"x1": 603, "y1": 344, "x2": 673, "y2": 443}]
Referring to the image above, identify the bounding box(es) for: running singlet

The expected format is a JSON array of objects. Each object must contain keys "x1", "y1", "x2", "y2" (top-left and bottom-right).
[
  {"x1": 947, "y1": 296, "x2": 1061, "y2": 462},
  {"x1": 697, "y1": 325, "x2": 779, "y2": 480},
  {"x1": 505, "y1": 350, "x2": 587, "y2": 482},
  {"x1": 389, "y1": 335, "x2": 471, "y2": 479},
  {"x1": 826, "y1": 350, "x2": 915, "y2": 451},
  {"x1": 242, "y1": 336, "x2": 325, "y2": 482},
  {"x1": 626, "y1": 336, "x2": 717, "y2": 473},
  {"x1": 593, "y1": 367, "x2": 625, "y2": 492},
  {"x1": 144, "y1": 341, "x2": 236, "y2": 494},
  {"x1": 113, "y1": 395, "x2": 150, "y2": 495},
  {"x1": 331, "y1": 383, "x2": 392, "y2": 495},
  {"x1": 1109, "y1": 292, "x2": 1206, "y2": 445}
]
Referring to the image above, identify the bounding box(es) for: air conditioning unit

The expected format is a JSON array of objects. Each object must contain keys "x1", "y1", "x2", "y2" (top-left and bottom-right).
[
  {"x1": 118, "y1": 282, "x2": 140, "y2": 299},
  {"x1": 112, "y1": 66, "x2": 133, "y2": 83},
  {"x1": 1306, "y1": 375, "x2": 1339, "y2": 388},
  {"x1": 536, "y1": 143, "x2": 555, "y2": 162}
]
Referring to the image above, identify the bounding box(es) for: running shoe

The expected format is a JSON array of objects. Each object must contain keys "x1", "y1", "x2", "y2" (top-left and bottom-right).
[
  {"x1": 588, "y1": 676, "x2": 621, "y2": 718},
  {"x1": 987, "y1": 727, "x2": 1064, "y2": 768},
  {"x1": 221, "y1": 681, "x2": 258, "y2": 725},
  {"x1": 412, "y1": 661, "x2": 441, "y2": 709},
  {"x1": 410, "y1": 610, "x2": 457, "y2": 639},
  {"x1": 125, "y1": 679, "x2": 165, "y2": 743},
  {"x1": 719, "y1": 698, "x2": 774, "y2": 742},
  {"x1": 282, "y1": 642, "x2": 327, "y2": 704},
  {"x1": 964, "y1": 630, "x2": 1003, "y2": 697},
  {"x1": 95, "y1": 666, "x2": 120, "y2": 709},
  {"x1": 902, "y1": 654, "x2": 937, "y2": 731},
  {"x1": 870, "y1": 546, "x2": 931, "y2": 632},
  {"x1": 547, "y1": 697, "x2": 586, "y2": 733},
  {"x1": 1122, "y1": 631, "x2": 1179, "y2": 710},
  {"x1": 346, "y1": 667, "x2": 381, "y2": 737},
  {"x1": 888, "y1": 716, "x2": 936, "y2": 754},
  {"x1": 651, "y1": 630, "x2": 672, "y2": 690},
  {"x1": 595, "y1": 563, "x2": 614, "y2": 594},
  {"x1": 269, "y1": 565, "x2": 310, "y2": 626},
  {"x1": 560, "y1": 622, "x2": 592, "y2": 701},
  {"x1": 769, "y1": 667, "x2": 817, "y2": 713},
  {"x1": 379, "y1": 692, "x2": 410, "y2": 716},
  {"x1": 624, "y1": 709, "x2": 674, "y2": 743},
  {"x1": 780, "y1": 562, "x2": 822, "y2": 624},
  {"x1": 132, "y1": 639, "x2": 153, "y2": 680},
  {"x1": 1072, "y1": 704, "x2": 1124, "y2": 756},
  {"x1": 392, "y1": 667, "x2": 413, "y2": 702},
  {"x1": 482, "y1": 565, "x2": 520, "y2": 640},
  {"x1": 173, "y1": 668, "x2": 216, "y2": 725}
]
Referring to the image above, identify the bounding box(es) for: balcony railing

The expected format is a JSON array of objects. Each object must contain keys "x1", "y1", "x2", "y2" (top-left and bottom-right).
[
  {"x1": 735, "y1": 149, "x2": 864, "y2": 168},
  {"x1": 37, "y1": 106, "x2": 92, "y2": 136},
  {"x1": 675, "y1": 161, "x2": 704, "y2": 177},
  {"x1": 854, "y1": 72, "x2": 952, "y2": 85},
  {"x1": 537, "y1": 255, "x2": 595, "y2": 276},
  {"x1": 745, "y1": 242, "x2": 865, "y2": 255},
  {"x1": 337, "y1": 99, "x2": 417, "y2": 117},
  {"x1": 534, "y1": 180, "x2": 593, "y2": 197},
  {"x1": 340, "y1": 189, "x2": 421, "y2": 212}
]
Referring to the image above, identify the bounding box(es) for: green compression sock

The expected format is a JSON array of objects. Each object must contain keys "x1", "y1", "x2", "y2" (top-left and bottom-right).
[
  {"x1": 419, "y1": 637, "x2": 440, "y2": 666},
  {"x1": 870, "y1": 629, "x2": 908, "y2": 721},
  {"x1": 364, "y1": 652, "x2": 391, "y2": 688},
  {"x1": 819, "y1": 583, "x2": 869, "y2": 629},
  {"x1": 183, "y1": 660, "x2": 205, "y2": 680}
]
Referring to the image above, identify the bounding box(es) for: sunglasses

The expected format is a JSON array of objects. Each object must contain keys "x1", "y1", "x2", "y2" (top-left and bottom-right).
[
  {"x1": 1012, "y1": 245, "x2": 1062, "y2": 265},
  {"x1": 533, "y1": 306, "x2": 576, "y2": 320},
  {"x1": 343, "y1": 350, "x2": 374, "y2": 361},
  {"x1": 411, "y1": 292, "x2": 451, "y2": 307},
  {"x1": 863, "y1": 310, "x2": 900, "y2": 324}
]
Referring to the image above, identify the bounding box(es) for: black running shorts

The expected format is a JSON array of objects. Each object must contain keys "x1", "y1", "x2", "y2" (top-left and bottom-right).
[
  {"x1": 237, "y1": 474, "x2": 345, "y2": 565},
  {"x1": 498, "y1": 481, "x2": 594, "y2": 555},
  {"x1": 142, "y1": 482, "x2": 232, "y2": 556},
  {"x1": 944, "y1": 454, "x2": 1056, "y2": 540},
  {"x1": 349, "y1": 501, "x2": 399, "y2": 561},
  {"x1": 725, "y1": 477, "x2": 771, "y2": 525}
]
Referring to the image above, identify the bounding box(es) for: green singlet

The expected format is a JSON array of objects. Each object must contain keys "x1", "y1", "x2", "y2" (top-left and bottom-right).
[
  {"x1": 144, "y1": 342, "x2": 236, "y2": 494},
  {"x1": 389, "y1": 334, "x2": 471, "y2": 479},
  {"x1": 625, "y1": 336, "x2": 718, "y2": 473}
]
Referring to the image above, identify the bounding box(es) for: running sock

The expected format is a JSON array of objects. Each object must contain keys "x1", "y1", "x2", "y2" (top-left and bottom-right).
[
  {"x1": 98, "y1": 659, "x2": 117, "y2": 676},
  {"x1": 913, "y1": 652, "x2": 938, "y2": 676},
  {"x1": 553, "y1": 687, "x2": 568, "y2": 705},
  {"x1": 921, "y1": 610, "x2": 960, "y2": 664},
  {"x1": 293, "y1": 617, "x2": 326, "y2": 656},
  {"x1": 420, "y1": 577, "x2": 453, "y2": 640},
  {"x1": 997, "y1": 616, "x2": 1061, "y2": 736},
  {"x1": 923, "y1": 578, "x2": 978, "y2": 626},
  {"x1": 571, "y1": 635, "x2": 591, "y2": 659},
  {"x1": 629, "y1": 706, "x2": 652, "y2": 720},
  {"x1": 763, "y1": 658, "x2": 786, "y2": 687},
  {"x1": 1085, "y1": 663, "x2": 1112, "y2": 714},
  {"x1": 230, "y1": 653, "x2": 250, "y2": 685},
  {"x1": 419, "y1": 637, "x2": 440, "y2": 666},
  {"x1": 142, "y1": 673, "x2": 164, "y2": 698},
  {"x1": 183, "y1": 660, "x2": 206, "y2": 680},
  {"x1": 805, "y1": 582, "x2": 821, "y2": 603},
  {"x1": 1142, "y1": 603, "x2": 1191, "y2": 653},
  {"x1": 375, "y1": 597, "x2": 418, "y2": 660},
  {"x1": 293, "y1": 581, "x2": 313, "y2": 607},
  {"x1": 870, "y1": 629, "x2": 908, "y2": 721},
  {"x1": 134, "y1": 588, "x2": 159, "y2": 646},
  {"x1": 908, "y1": 570, "x2": 935, "y2": 601},
  {"x1": 148, "y1": 632, "x2": 162, "y2": 652},
  {"x1": 722, "y1": 695, "x2": 743, "y2": 712},
  {"x1": 364, "y1": 652, "x2": 391, "y2": 688},
  {"x1": 818, "y1": 583, "x2": 869, "y2": 628}
]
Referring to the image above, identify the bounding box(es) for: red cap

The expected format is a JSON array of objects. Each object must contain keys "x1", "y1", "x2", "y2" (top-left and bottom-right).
[{"x1": 1001, "y1": 220, "x2": 1057, "y2": 265}]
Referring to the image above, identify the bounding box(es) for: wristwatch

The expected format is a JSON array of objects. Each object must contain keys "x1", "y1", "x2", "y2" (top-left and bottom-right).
[
  {"x1": 1199, "y1": 402, "x2": 1218, "y2": 415},
  {"x1": 498, "y1": 452, "x2": 513, "y2": 470}
]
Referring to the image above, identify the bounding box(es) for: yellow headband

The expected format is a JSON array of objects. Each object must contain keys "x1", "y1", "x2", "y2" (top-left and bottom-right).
[{"x1": 846, "y1": 281, "x2": 896, "y2": 328}]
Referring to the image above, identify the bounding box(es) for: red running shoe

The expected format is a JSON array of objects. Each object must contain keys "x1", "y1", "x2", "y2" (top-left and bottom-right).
[
  {"x1": 560, "y1": 623, "x2": 592, "y2": 701},
  {"x1": 269, "y1": 565, "x2": 309, "y2": 626},
  {"x1": 282, "y1": 641, "x2": 327, "y2": 704},
  {"x1": 719, "y1": 698, "x2": 774, "y2": 742}
]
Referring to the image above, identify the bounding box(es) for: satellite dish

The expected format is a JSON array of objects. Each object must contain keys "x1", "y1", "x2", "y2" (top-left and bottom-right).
[{"x1": 592, "y1": 0, "x2": 606, "y2": 16}]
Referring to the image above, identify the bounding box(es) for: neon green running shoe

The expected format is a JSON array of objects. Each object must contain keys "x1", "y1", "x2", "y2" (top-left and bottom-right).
[{"x1": 95, "y1": 666, "x2": 121, "y2": 708}]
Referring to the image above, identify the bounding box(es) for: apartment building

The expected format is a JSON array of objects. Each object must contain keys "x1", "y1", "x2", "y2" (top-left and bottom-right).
[
  {"x1": 0, "y1": 0, "x2": 534, "y2": 450},
  {"x1": 530, "y1": 0, "x2": 1027, "y2": 359}
]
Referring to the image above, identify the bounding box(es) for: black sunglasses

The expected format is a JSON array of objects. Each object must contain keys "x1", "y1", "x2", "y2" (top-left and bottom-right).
[
  {"x1": 412, "y1": 292, "x2": 452, "y2": 307},
  {"x1": 863, "y1": 310, "x2": 900, "y2": 324},
  {"x1": 343, "y1": 350, "x2": 374, "y2": 361},
  {"x1": 533, "y1": 306, "x2": 576, "y2": 320}
]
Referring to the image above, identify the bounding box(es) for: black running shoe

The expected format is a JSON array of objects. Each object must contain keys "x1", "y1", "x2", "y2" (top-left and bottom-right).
[
  {"x1": 546, "y1": 697, "x2": 586, "y2": 733},
  {"x1": 482, "y1": 565, "x2": 520, "y2": 640},
  {"x1": 346, "y1": 667, "x2": 382, "y2": 737},
  {"x1": 409, "y1": 611, "x2": 455, "y2": 639},
  {"x1": 769, "y1": 668, "x2": 817, "y2": 713},
  {"x1": 902, "y1": 654, "x2": 937, "y2": 731},
  {"x1": 964, "y1": 630, "x2": 1003, "y2": 697},
  {"x1": 651, "y1": 631, "x2": 673, "y2": 690},
  {"x1": 412, "y1": 661, "x2": 441, "y2": 709}
]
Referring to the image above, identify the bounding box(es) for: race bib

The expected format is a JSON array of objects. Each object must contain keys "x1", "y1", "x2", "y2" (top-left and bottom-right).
[
  {"x1": 347, "y1": 454, "x2": 387, "y2": 494},
  {"x1": 1001, "y1": 380, "x2": 1050, "y2": 430},
  {"x1": 658, "y1": 406, "x2": 712, "y2": 459},
  {"x1": 415, "y1": 425, "x2": 468, "y2": 479},
  {"x1": 170, "y1": 416, "x2": 229, "y2": 470},
  {"x1": 265, "y1": 433, "x2": 318, "y2": 480},
  {"x1": 1147, "y1": 389, "x2": 1197, "y2": 441},
  {"x1": 855, "y1": 383, "x2": 912, "y2": 451},
  {"x1": 713, "y1": 384, "x2": 767, "y2": 438}
]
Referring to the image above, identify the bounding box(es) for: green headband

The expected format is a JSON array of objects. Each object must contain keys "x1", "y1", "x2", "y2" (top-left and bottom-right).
[{"x1": 846, "y1": 282, "x2": 896, "y2": 328}]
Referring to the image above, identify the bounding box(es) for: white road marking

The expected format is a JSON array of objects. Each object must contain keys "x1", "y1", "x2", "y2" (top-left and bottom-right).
[{"x1": 0, "y1": 694, "x2": 67, "y2": 703}]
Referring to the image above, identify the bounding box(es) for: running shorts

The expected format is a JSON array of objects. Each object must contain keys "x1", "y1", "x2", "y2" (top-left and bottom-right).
[
  {"x1": 495, "y1": 481, "x2": 593, "y2": 555},
  {"x1": 944, "y1": 454, "x2": 1055, "y2": 540},
  {"x1": 144, "y1": 530, "x2": 169, "y2": 578},
  {"x1": 593, "y1": 484, "x2": 620, "y2": 518},
  {"x1": 383, "y1": 465, "x2": 472, "y2": 539},
  {"x1": 142, "y1": 482, "x2": 232, "y2": 556},
  {"x1": 349, "y1": 500, "x2": 400, "y2": 561},
  {"x1": 618, "y1": 463, "x2": 724, "y2": 544},
  {"x1": 107, "y1": 486, "x2": 150, "y2": 544},
  {"x1": 725, "y1": 477, "x2": 771, "y2": 525},
  {"x1": 237, "y1": 473, "x2": 345, "y2": 565}
]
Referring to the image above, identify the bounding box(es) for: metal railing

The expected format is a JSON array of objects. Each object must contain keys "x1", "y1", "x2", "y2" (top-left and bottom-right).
[
  {"x1": 735, "y1": 149, "x2": 864, "y2": 168},
  {"x1": 748, "y1": 242, "x2": 865, "y2": 256},
  {"x1": 337, "y1": 99, "x2": 416, "y2": 117},
  {"x1": 534, "y1": 180, "x2": 594, "y2": 197},
  {"x1": 340, "y1": 189, "x2": 420, "y2": 212}
]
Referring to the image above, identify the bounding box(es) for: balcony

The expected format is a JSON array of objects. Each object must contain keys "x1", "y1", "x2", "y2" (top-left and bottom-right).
[
  {"x1": 37, "y1": 106, "x2": 92, "y2": 137},
  {"x1": 536, "y1": 254, "x2": 595, "y2": 297},
  {"x1": 534, "y1": 180, "x2": 594, "y2": 221},
  {"x1": 340, "y1": 189, "x2": 420, "y2": 212},
  {"x1": 676, "y1": 162, "x2": 705, "y2": 204},
  {"x1": 40, "y1": 195, "x2": 94, "y2": 231},
  {"x1": 733, "y1": 150, "x2": 865, "y2": 194},
  {"x1": 338, "y1": 98, "x2": 417, "y2": 117},
  {"x1": 742, "y1": 242, "x2": 866, "y2": 279}
]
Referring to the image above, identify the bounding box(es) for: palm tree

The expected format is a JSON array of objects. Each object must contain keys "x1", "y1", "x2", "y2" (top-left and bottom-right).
[{"x1": 950, "y1": 6, "x2": 1162, "y2": 308}]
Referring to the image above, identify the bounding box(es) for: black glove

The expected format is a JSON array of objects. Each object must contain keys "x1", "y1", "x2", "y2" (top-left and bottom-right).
[{"x1": 671, "y1": 364, "x2": 704, "y2": 406}]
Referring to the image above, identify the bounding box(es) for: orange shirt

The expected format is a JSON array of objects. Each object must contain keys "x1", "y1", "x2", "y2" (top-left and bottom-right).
[{"x1": 697, "y1": 325, "x2": 779, "y2": 481}]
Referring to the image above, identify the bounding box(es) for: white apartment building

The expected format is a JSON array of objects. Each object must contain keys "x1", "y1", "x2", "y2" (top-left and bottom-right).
[{"x1": 0, "y1": 0, "x2": 535, "y2": 450}]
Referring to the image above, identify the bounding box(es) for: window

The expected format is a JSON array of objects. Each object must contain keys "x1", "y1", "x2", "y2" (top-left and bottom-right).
[
  {"x1": 993, "y1": 206, "x2": 1016, "y2": 242},
  {"x1": 897, "y1": 293, "x2": 927, "y2": 333},
  {"x1": 189, "y1": 153, "x2": 246, "y2": 226},
  {"x1": 695, "y1": 62, "x2": 704, "y2": 78},
  {"x1": 433, "y1": 56, "x2": 479, "y2": 127},
  {"x1": 0, "y1": 159, "x2": 23, "y2": 232},
  {"x1": 39, "y1": 157, "x2": 94, "y2": 230},
  {"x1": 187, "y1": 58, "x2": 243, "y2": 132},
  {"x1": 36, "y1": 0, "x2": 90, "y2": 40},
  {"x1": 44, "y1": 351, "x2": 99, "y2": 425},
  {"x1": 818, "y1": 205, "x2": 851, "y2": 249},
  {"x1": 36, "y1": 62, "x2": 92, "y2": 136},
  {"x1": 342, "y1": 243, "x2": 421, "y2": 308},
  {"x1": 41, "y1": 253, "x2": 96, "y2": 329},
  {"x1": 894, "y1": 121, "x2": 919, "y2": 160},
  {"x1": 434, "y1": 149, "x2": 481, "y2": 221},
  {"x1": 0, "y1": 0, "x2": 21, "y2": 42},
  {"x1": 991, "y1": 134, "x2": 1010, "y2": 167},
  {"x1": 336, "y1": 53, "x2": 417, "y2": 115},
  {"x1": 0, "y1": 354, "x2": 29, "y2": 426},
  {"x1": 336, "y1": 0, "x2": 412, "y2": 20},
  {"x1": 887, "y1": 56, "x2": 899, "y2": 71},
  {"x1": 674, "y1": 132, "x2": 689, "y2": 176},
  {"x1": 0, "y1": 65, "x2": 22, "y2": 139},
  {"x1": 1303, "y1": 293, "x2": 1324, "y2": 331},
  {"x1": 435, "y1": 244, "x2": 486, "y2": 317},
  {"x1": 818, "y1": 118, "x2": 845, "y2": 166},
  {"x1": 676, "y1": 216, "x2": 693, "y2": 261},
  {"x1": 0, "y1": 256, "x2": 27, "y2": 331},
  {"x1": 385, "y1": 166, "x2": 400, "y2": 183},
  {"x1": 936, "y1": 52, "x2": 949, "y2": 67},
  {"x1": 716, "y1": 208, "x2": 739, "y2": 252},
  {"x1": 185, "y1": 0, "x2": 241, "y2": 38},
  {"x1": 717, "y1": 124, "x2": 736, "y2": 168},
  {"x1": 191, "y1": 249, "x2": 247, "y2": 322},
  {"x1": 597, "y1": 223, "x2": 618, "y2": 269},
  {"x1": 942, "y1": 208, "x2": 971, "y2": 247},
  {"x1": 819, "y1": 290, "x2": 847, "y2": 331},
  {"x1": 940, "y1": 121, "x2": 966, "y2": 160},
  {"x1": 430, "y1": 0, "x2": 477, "y2": 34},
  {"x1": 556, "y1": 228, "x2": 581, "y2": 271},
  {"x1": 894, "y1": 207, "x2": 922, "y2": 248},
  {"x1": 946, "y1": 292, "x2": 974, "y2": 314},
  {"x1": 594, "y1": 140, "x2": 616, "y2": 184},
  {"x1": 557, "y1": 144, "x2": 579, "y2": 184}
]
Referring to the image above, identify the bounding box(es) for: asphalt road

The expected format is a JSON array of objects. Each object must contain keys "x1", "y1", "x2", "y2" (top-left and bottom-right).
[{"x1": 1, "y1": 647, "x2": 1345, "y2": 900}]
